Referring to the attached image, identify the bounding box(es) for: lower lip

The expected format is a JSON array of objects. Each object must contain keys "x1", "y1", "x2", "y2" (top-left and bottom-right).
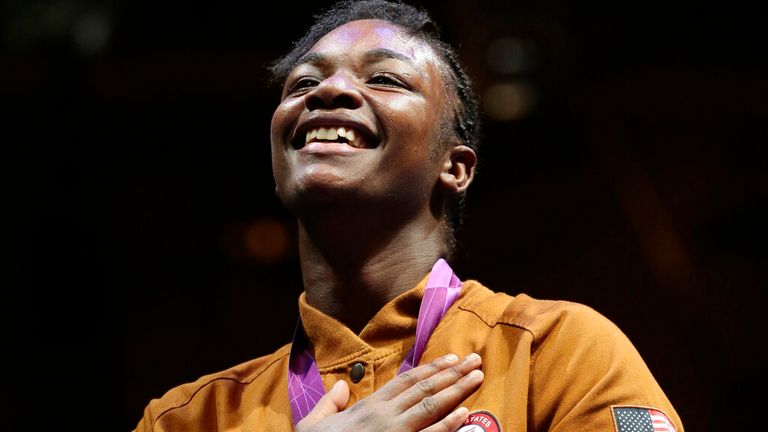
[{"x1": 298, "y1": 142, "x2": 367, "y2": 155}]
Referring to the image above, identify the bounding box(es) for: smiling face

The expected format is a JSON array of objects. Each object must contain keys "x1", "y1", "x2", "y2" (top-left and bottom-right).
[{"x1": 270, "y1": 19, "x2": 455, "y2": 220}]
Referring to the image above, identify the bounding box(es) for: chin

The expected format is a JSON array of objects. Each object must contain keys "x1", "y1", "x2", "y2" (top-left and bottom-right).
[{"x1": 280, "y1": 180, "x2": 363, "y2": 211}]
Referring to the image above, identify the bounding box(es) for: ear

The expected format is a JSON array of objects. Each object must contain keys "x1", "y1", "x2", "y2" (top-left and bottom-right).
[{"x1": 439, "y1": 145, "x2": 477, "y2": 194}]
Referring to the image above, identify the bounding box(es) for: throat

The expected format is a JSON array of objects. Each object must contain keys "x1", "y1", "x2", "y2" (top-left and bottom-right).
[
  {"x1": 306, "y1": 285, "x2": 387, "y2": 334},
  {"x1": 295, "y1": 212, "x2": 449, "y2": 333}
]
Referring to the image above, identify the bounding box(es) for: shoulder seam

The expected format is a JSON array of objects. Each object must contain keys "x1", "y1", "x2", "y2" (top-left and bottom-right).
[
  {"x1": 151, "y1": 349, "x2": 290, "y2": 427},
  {"x1": 457, "y1": 306, "x2": 537, "y2": 337}
]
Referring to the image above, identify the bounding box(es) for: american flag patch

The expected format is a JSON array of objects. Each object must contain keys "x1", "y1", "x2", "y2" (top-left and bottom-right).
[{"x1": 612, "y1": 406, "x2": 678, "y2": 432}]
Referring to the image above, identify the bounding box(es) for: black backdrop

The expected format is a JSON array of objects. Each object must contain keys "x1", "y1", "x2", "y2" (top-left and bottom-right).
[{"x1": 6, "y1": 0, "x2": 766, "y2": 430}]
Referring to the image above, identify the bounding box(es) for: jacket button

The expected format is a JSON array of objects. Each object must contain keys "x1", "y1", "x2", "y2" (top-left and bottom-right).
[{"x1": 349, "y1": 362, "x2": 365, "y2": 383}]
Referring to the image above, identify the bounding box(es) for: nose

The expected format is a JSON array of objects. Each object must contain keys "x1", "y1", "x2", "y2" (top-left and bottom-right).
[{"x1": 305, "y1": 72, "x2": 363, "y2": 111}]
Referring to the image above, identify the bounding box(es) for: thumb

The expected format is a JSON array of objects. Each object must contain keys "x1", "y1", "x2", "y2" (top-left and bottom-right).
[{"x1": 296, "y1": 380, "x2": 350, "y2": 429}]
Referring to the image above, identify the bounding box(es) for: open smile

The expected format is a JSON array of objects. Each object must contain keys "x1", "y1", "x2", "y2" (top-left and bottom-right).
[
  {"x1": 292, "y1": 118, "x2": 380, "y2": 151},
  {"x1": 303, "y1": 126, "x2": 364, "y2": 148}
]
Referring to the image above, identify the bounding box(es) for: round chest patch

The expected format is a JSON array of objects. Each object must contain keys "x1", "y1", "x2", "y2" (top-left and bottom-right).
[{"x1": 457, "y1": 410, "x2": 502, "y2": 432}]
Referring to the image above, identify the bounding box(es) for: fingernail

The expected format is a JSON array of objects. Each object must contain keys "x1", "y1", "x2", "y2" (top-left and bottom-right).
[
  {"x1": 443, "y1": 353, "x2": 459, "y2": 363},
  {"x1": 463, "y1": 352, "x2": 481, "y2": 365},
  {"x1": 468, "y1": 369, "x2": 484, "y2": 381},
  {"x1": 454, "y1": 406, "x2": 469, "y2": 417}
]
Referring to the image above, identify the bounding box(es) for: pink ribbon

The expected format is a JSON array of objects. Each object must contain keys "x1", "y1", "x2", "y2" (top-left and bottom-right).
[{"x1": 287, "y1": 258, "x2": 462, "y2": 425}]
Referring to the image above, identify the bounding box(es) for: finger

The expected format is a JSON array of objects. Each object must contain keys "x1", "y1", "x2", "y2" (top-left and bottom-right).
[
  {"x1": 396, "y1": 353, "x2": 482, "y2": 410},
  {"x1": 421, "y1": 406, "x2": 470, "y2": 432},
  {"x1": 399, "y1": 368, "x2": 484, "y2": 430},
  {"x1": 295, "y1": 380, "x2": 350, "y2": 431},
  {"x1": 376, "y1": 353, "x2": 460, "y2": 400}
]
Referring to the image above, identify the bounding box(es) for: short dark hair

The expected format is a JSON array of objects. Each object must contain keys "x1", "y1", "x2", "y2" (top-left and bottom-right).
[{"x1": 268, "y1": 0, "x2": 481, "y2": 254}]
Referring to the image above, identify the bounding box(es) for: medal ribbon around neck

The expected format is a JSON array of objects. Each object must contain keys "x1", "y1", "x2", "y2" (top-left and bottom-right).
[{"x1": 287, "y1": 258, "x2": 462, "y2": 425}]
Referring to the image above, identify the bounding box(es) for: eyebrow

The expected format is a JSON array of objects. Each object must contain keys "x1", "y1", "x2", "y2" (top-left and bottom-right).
[
  {"x1": 294, "y1": 48, "x2": 416, "y2": 69},
  {"x1": 362, "y1": 48, "x2": 415, "y2": 65}
]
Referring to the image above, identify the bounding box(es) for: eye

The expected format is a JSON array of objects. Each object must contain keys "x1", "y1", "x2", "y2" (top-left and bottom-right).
[
  {"x1": 286, "y1": 76, "x2": 320, "y2": 95},
  {"x1": 368, "y1": 73, "x2": 408, "y2": 89}
]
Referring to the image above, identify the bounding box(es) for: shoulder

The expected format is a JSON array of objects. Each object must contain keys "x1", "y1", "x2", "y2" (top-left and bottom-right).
[
  {"x1": 458, "y1": 279, "x2": 623, "y2": 344},
  {"x1": 140, "y1": 344, "x2": 291, "y2": 424},
  {"x1": 454, "y1": 280, "x2": 683, "y2": 430}
]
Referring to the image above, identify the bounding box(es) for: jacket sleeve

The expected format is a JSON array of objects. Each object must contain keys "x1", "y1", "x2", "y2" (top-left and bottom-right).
[{"x1": 528, "y1": 303, "x2": 684, "y2": 431}]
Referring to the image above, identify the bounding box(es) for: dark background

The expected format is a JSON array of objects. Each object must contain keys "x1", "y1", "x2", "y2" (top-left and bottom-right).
[{"x1": 5, "y1": 0, "x2": 766, "y2": 430}]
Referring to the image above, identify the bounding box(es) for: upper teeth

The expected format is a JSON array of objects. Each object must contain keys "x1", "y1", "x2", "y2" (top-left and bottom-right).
[{"x1": 305, "y1": 127, "x2": 356, "y2": 144}]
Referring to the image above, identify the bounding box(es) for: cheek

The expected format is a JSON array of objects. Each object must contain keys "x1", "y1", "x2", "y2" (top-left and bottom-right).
[
  {"x1": 384, "y1": 95, "x2": 421, "y2": 115},
  {"x1": 270, "y1": 105, "x2": 289, "y2": 146},
  {"x1": 270, "y1": 105, "x2": 292, "y2": 186},
  {"x1": 271, "y1": 95, "x2": 304, "y2": 140},
  {"x1": 384, "y1": 99, "x2": 435, "y2": 144}
]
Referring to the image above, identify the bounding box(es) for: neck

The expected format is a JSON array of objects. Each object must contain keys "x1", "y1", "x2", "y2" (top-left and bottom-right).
[{"x1": 296, "y1": 210, "x2": 448, "y2": 334}]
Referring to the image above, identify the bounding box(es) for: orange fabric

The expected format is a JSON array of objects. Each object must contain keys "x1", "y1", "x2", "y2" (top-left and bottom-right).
[{"x1": 135, "y1": 274, "x2": 684, "y2": 431}]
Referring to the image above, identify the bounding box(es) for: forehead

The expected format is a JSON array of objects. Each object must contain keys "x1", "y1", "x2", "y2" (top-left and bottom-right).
[{"x1": 308, "y1": 19, "x2": 442, "y2": 70}]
